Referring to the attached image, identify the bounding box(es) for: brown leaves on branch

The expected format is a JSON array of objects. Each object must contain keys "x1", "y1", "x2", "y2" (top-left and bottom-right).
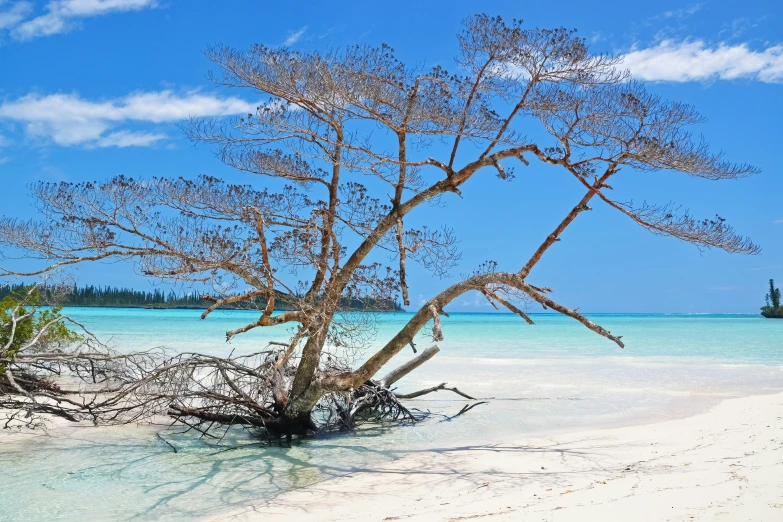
[
  {"x1": 530, "y1": 81, "x2": 759, "y2": 181},
  {"x1": 0, "y1": 14, "x2": 762, "y2": 436},
  {"x1": 614, "y1": 202, "x2": 760, "y2": 255}
]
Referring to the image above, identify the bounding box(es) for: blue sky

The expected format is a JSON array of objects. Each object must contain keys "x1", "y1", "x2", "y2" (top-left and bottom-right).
[{"x1": 0, "y1": 0, "x2": 781, "y2": 313}]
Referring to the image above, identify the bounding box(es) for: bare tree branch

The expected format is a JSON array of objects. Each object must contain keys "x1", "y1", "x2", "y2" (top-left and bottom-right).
[{"x1": 0, "y1": 15, "x2": 757, "y2": 436}]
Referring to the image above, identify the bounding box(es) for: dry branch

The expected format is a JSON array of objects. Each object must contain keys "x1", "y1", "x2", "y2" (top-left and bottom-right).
[
  {"x1": 395, "y1": 382, "x2": 476, "y2": 400},
  {"x1": 380, "y1": 345, "x2": 440, "y2": 387},
  {"x1": 0, "y1": 14, "x2": 759, "y2": 437},
  {"x1": 441, "y1": 401, "x2": 489, "y2": 421}
]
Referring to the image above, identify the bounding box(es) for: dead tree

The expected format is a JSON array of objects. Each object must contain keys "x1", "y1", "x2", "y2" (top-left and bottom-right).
[
  {"x1": 0, "y1": 282, "x2": 167, "y2": 429},
  {"x1": 0, "y1": 15, "x2": 759, "y2": 436}
]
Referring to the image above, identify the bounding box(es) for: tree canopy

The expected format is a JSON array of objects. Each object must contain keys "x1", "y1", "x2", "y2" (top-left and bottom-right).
[
  {"x1": 762, "y1": 279, "x2": 782, "y2": 318},
  {"x1": 0, "y1": 15, "x2": 760, "y2": 435}
]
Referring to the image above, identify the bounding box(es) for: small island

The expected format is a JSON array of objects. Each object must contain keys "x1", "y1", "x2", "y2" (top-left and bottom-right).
[
  {"x1": 0, "y1": 284, "x2": 404, "y2": 312},
  {"x1": 761, "y1": 279, "x2": 782, "y2": 318}
]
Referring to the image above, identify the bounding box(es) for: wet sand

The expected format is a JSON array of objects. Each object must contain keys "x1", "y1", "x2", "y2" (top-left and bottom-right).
[{"x1": 212, "y1": 392, "x2": 783, "y2": 521}]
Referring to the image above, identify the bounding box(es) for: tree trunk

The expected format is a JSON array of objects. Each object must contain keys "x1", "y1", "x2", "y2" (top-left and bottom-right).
[{"x1": 281, "y1": 381, "x2": 325, "y2": 435}]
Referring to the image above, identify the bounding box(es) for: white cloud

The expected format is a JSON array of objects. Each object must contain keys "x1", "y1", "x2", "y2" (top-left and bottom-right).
[
  {"x1": 283, "y1": 26, "x2": 307, "y2": 46},
  {"x1": 0, "y1": 1, "x2": 32, "y2": 29},
  {"x1": 95, "y1": 130, "x2": 165, "y2": 148},
  {"x1": 590, "y1": 32, "x2": 606, "y2": 44},
  {"x1": 8, "y1": 0, "x2": 157, "y2": 40},
  {"x1": 773, "y1": 219, "x2": 783, "y2": 224},
  {"x1": 622, "y1": 39, "x2": 783, "y2": 83},
  {"x1": 654, "y1": 3, "x2": 702, "y2": 20},
  {"x1": 118, "y1": 91, "x2": 257, "y2": 122},
  {"x1": 720, "y1": 17, "x2": 757, "y2": 40},
  {"x1": 0, "y1": 90, "x2": 256, "y2": 148}
]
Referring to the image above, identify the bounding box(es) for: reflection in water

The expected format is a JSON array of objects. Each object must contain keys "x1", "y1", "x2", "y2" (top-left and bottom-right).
[{"x1": 3, "y1": 421, "x2": 423, "y2": 521}]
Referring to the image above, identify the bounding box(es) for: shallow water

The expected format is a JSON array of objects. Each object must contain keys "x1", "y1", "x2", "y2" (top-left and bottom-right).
[{"x1": 1, "y1": 310, "x2": 782, "y2": 521}]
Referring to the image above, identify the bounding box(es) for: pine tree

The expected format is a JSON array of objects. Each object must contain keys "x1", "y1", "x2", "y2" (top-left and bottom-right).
[
  {"x1": 769, "y1": 279, "x2": 781, "y2": 309},
  {"x1": 762, "y1": 279, "x2": 782, "y2": 318}
]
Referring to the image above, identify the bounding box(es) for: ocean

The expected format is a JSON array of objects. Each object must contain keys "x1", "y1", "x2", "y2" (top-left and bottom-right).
[{"x1": 1, "y1": 309, "x2": 781, "y2": 521}]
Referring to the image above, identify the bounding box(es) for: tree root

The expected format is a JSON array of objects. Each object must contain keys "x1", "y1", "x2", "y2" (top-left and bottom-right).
[
  {"x1": 321, "y1": 379, "x2": 422, "y2": 431},
  {"x1": 164, "y1": 346, "x2": 481, "y2": 437}
]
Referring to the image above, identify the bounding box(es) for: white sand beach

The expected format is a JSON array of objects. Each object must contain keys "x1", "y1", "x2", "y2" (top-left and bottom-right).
[{"x1": 212, "y1": 391, "x2": 783, "y2": 522}]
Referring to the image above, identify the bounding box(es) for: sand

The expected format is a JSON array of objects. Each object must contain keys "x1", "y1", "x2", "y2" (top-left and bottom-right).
[{"x1": 211, "y1": 392, "x2": 783, "y2": 521}]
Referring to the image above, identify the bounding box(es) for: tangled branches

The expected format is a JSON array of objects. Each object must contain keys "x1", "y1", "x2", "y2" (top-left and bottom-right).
[
  {"x1": 0, "y1": 283, "x2": 166, "y2": 429},
  {"x1": 0, "y1": 284, "x2": 469, "y2": 438},
  {"x1": 159, "y1": 346, "x2": 446, "y2": 437},
  {"x1": 319, "y1": 380, "x2": 422, "y2": 432},
  {"x1": 0, "y1": 14, "x2": 761, "y2": 437}
]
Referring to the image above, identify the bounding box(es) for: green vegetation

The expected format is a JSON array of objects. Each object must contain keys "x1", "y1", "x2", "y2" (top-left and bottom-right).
[
  {"x1": 0, "y1": 284, "x2": 403, "y2": 312},
  {"x1": 1, "y1": 285, "x2": 80, "y2": 383},
  {"x1": 761, "y1": 279, "x2": 783, "y2": 318}
]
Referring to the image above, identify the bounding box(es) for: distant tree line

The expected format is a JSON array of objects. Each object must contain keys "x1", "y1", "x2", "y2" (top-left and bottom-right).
[
  {"x1": 0, "y1": 284, "x2": 403, "y2": 312},
  {"x1": 762, "y1": 279, "x2": 782, "y2": 318}
]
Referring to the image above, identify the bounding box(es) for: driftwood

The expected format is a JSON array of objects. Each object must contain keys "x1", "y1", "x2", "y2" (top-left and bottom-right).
[
  {"x1": 441, "y1": 402, "x2": 489, "y2": 422},
  {"x1": 395, "y1": 382, "x2": 475, "y2": 400}
]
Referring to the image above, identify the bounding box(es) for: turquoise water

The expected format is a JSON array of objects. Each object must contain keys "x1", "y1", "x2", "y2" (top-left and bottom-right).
[
  {"x1": 45, "y1": 308, "x2": 783, "y2": 363},
  {"x1": 1, "y1": 310, "x2": 782, "y2": 521}
]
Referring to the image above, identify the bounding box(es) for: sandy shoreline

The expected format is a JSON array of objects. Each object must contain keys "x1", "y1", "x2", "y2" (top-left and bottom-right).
[{"x1": 210, "y1": 391, "x2": 783, "y2": 522}]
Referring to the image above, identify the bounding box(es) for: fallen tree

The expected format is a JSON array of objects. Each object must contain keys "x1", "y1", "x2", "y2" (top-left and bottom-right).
[
  {"x1": 0, "y1": 15, "x2": 759, "y2": 437},
  {"x1": 0, "y1": 282, "x2": 166, "y2": 430}
]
